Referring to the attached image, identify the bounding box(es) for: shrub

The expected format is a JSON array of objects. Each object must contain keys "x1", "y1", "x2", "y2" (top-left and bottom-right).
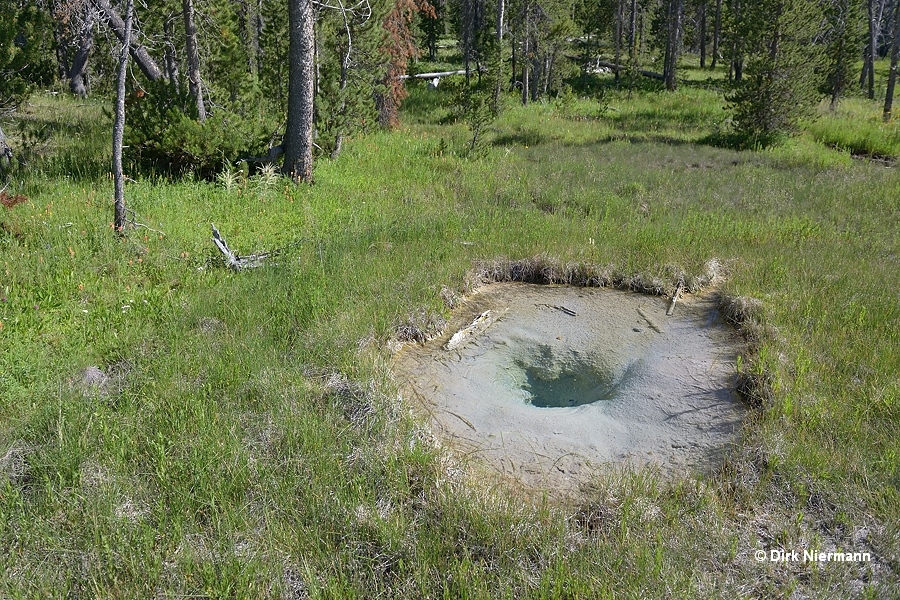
[{"x1": 124, "y1": 82, "x2": 278, "y2": 179}]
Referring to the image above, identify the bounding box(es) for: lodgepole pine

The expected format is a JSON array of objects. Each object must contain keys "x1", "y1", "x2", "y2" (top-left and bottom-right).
[{"x1": 113, "y1": 0, "x2": 133, "y2": 232}]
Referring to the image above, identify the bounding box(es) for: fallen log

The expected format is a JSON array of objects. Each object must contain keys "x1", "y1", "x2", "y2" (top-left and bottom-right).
[
  {"x1": 568, "y1": 55, "x2": 665, "y2": 81},
  {"x1": 398, "y1": 70, "x2": 467, "y2": 80},
  {"x1": 594, "y1": 60, "x2": 665, "y2": 81}
]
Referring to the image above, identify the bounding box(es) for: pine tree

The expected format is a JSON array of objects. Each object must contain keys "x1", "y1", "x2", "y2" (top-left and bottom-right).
[
  {"x1": 315, "y1": 0, "x2": 386, "y2": 157},
  {"x1": 726, "y1": 0, "x2": 825, "y2": 146},
  {"x1": 822, "y1": 0, "x2": 865, "y2": 110},
  {"x1": 0, "y1": 4, "x2": 55, "y2": 115}
]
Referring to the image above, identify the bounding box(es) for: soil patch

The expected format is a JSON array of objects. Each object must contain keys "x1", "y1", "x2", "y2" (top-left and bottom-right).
[{"x1": 394, "y1": 283, "x2": 747, "y2": 495}]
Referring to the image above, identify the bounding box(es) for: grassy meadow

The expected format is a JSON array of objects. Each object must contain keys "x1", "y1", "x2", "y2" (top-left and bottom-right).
[{"x1": 1, "y1": 70, "x2": 899, "y2": 598}]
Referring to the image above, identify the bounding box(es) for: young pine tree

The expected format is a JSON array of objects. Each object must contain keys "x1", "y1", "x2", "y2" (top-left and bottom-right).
[
  {"x1": 726, "y1": 0, "x2": 825, "y2": 147},
  {"x1": 821, "y1": 0, "x2": 865, "y2": 110}
]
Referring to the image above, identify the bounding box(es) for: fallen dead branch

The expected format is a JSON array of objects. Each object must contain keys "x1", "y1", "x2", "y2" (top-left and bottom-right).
[
  {"x1": 124, "y1": 208, "x2": 166, "y2": 236},
  {"x1": 667, "y1": 283, "x2": 684, "y2": 316},
  {"x1": 210, "y1": 224, "x2": 305, "y2": 271}
]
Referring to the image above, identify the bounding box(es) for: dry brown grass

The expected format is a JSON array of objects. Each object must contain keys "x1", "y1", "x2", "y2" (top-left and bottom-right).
[
  {"x1": 0, "y1": 192, "x2": 28, "y2": 209},
  {"x1": 471, "y1": 256, "x2": 731, "y2": 297}
]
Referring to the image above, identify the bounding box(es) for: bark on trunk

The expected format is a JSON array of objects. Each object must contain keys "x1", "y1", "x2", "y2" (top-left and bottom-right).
[
  {"x1": 699, "y1": 2, "x2": 707, "y2": 68},
  {"x1": 163, "y1": 16, "x2": 181, "y2": 89},
  {"x1": 510, "y1": 29, "x2": 517, "y2": 91},
  {"x1": 730, "y1": 0, "x2": 742, "y2": 82},
  {"x1": 614, "y1": 0, "x2": 623, "y2": 82},
  {"x1": 0, "y1": 124, "x2": 12, "y2": 167},
  {"x1": 664, "y1": 0, "x2": 683, "y2": 91},
  {"x1": 831, "y1": 55, "x2": 843, "y2": 110},
  {"x1": 711, "y1": 0, "x2": 721, "y2": 68},
  {"x1": 93, "y1": 0, "x2": 163, "y2": 82},
  {"x1": 629, "y1": 0, "x2": 638, "y2": 56},
  {"x1": 113, "y1": 0, "x2": 133, "y2": 232},
  {"x1": 283, "y1": 0, "x2": 315, "y2": 183},
  {"x1": 255, "y1": 0, "x2": 265, "y2": 74},
  {"x1": 884, "y1": 0, "x2": 900, "y2": 120},
  {"x1": 331, "y1": 43, "x2": 349, "y2": 160},
  {"x1": 69, "y1": 3, "x2": 95, "y2": 98},
  {"x1": 493, "y1": 0, "x2": 505, "y2": 108},
  {"x1": 55, "y1": 24, "x2": 72, "y2": 82},
  {"x1": 862, "y1": 0, "x2": 888, "y2": 89},
  {"x1": 521, "y1": 1, "x2": 530, "y2": 105},
  {"x1": 182, "y1": 0, "x2": 206, "y2": 121},
  {"x1": 542, "y1": 53, "x2": 551, "y2": 97},
  {"x1": 628, "y1": 0, "x2": 638, "y2": 96},
  {"x1": 864, "y1": 0, "x2": 876, "y2": 98}
]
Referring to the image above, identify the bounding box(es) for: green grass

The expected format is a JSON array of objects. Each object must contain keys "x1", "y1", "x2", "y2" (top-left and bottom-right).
[
  {"x1": 808, "y1": 96, "x2": 900, "y2": 159},
  {"x1": 1, "y1": 82, "x2": 899, "y2": 598}
]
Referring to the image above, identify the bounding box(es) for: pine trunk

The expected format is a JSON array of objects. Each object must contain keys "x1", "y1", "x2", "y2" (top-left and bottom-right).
[
  {"x1": 113, "y1": 0, "x2": 133, "y2": 232},
  {"x1": 866, "y1": 0, "x2": 876, "y2": 98},
  {"x1": 510, "y1": 29, "x2": 517, "y2": 92},
  {"x1": 615, "y1": 0, "x2": 623, "y2": 82},
  {"x1": 69, "y1": 4, "x2": 95, "y2": 98},
  {"x1": 331, "y1": 44, "x2": 349, "y2": 160},
  {"x1": 0, "y1": 125, "x2": 12, "y2": 166},
  {"x1": 699, "y1": 2, "x2": 706, "y2": 68},
  {"x1": 183, "y1": 0, "x2": 206, "y2": 121},
  {"x1": 163, "y1": 17, "x2": 181, "y2": 88},
  {"x1": 494, "y1": 0, "x2": 505, "y2": 108},
  {"x1": 730, "y1": 0, "x2": 742, "y2": 82},
  {"x1": 664, "y1": 0, "x2": 682, "y2": 91},
  {"x1": 711, "y1": 0, "x2": 721, "y2": 68},
  {"x1": 255, "y1": 0, "x2": 265, "y2": 73},
  {"x1": 522, "y1": 2, "x2": 530, "y2": 106},
  {"x1": 284, "y1": 0, "x2": 315, "y2": 183},
  {"x1": 883, "y1": 1, "x2": 900, "y2": 120},
  {"x1": 831, "y1": 55, "x2": 843, "y2": 111}
]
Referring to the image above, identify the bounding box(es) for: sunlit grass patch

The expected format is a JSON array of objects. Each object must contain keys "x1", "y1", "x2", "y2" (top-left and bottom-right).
[
  {"x1": 807, "y1": 97, "x2": 900, "y2": 159},
  {"x1": 1, "y1": 86, "x2": 898, "y2": 597}
]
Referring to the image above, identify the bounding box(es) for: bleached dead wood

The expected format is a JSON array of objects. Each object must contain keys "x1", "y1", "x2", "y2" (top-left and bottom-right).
[
  {"x1": 667, "y1": 283, "x2": 684, "y2": 316},
  {"x1": 567, "y1": 55, "x2": 665, "y2": 81},
  {"x1": 92, "y1": 0, "x2": 164, "y2": 82},
  {"x1": 443, "y1": 309, "x2": 508, "y2": 351},
  {"x1": 398, "y1": 70, "x2": 476, "y2": 80},
  {"x1": 211, "y1": 224, "x2": 273, "y2": 271},
  {"x1": 595, "y1": 60, "x2": 665, "y2": 81}
]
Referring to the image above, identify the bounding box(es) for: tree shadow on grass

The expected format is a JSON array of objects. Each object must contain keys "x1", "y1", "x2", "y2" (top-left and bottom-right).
[
  {"x1": 401, "y1": 81, "x2": 456, "y2": 125},
  {"x1": 491, "y1": 129, "x2": 552, "y2": 147},
  {"x1": 10, "y1": 104, "x2": 111, "y2": 181}
]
